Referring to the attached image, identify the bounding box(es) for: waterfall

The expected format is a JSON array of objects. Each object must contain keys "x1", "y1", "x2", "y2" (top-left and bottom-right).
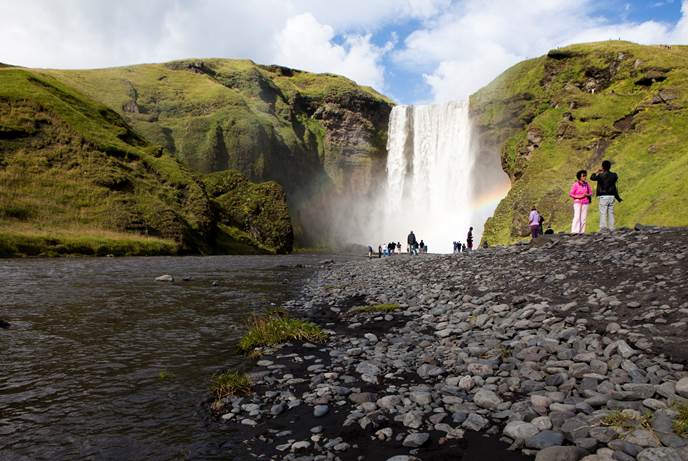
[{"x1": 376, "y1": 100, "x2": 509, "y2": 253}]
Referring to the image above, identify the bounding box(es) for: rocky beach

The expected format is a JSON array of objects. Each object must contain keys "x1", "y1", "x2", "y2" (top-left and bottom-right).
[{"x1": 217, "y1": 227, "x2": 688, "y2": 461}]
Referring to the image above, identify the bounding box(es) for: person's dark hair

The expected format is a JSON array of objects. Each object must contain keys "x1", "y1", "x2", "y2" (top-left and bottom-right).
[
  {"x1": 602, "y1": 160, "x2": 611, "y2": 171},
  {"x1": 531, "y1": 206, "x2": 537, "y2": 210},
  {"x1": 576, "y1": 169, "x2": 587, "y2": 180}
]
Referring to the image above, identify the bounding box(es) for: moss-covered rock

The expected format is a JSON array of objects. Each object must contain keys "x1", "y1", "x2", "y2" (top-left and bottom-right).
[
  {"x1": 204, "y1": 170, "x2": 293, "y2": 254},
  {"x1": 471, "y1": 41, "x2": 688, "y2": 244}
]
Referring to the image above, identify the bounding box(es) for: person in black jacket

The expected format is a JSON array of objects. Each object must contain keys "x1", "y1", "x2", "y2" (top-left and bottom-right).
[
  {"x1": 590, "y1": 160, "x2": 621, "y2": 231},
  {"x1": 407, "y1": 231, "x2": 418, "y2": 255}
]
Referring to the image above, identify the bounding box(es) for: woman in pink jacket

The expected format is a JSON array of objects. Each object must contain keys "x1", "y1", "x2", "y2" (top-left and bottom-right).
[{"x1": 569, "y1": 169, "x2": 592, "y2": 233}]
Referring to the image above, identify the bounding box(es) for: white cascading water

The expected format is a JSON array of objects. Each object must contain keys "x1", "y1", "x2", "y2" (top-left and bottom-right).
[{"x1": 376, "y1": 100, "x2": 507, "y2": 253}]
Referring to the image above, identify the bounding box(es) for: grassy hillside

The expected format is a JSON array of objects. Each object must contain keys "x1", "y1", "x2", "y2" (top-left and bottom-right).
[
  {"x1": 42, "y1": 59, "x2": 393, "y2": 244},
  {"x1": 0, "y1": 67, "x2": 292, "y2": 256},
  {"x1": 471, "y1": 41, "x2": 688, "y2": 244}
]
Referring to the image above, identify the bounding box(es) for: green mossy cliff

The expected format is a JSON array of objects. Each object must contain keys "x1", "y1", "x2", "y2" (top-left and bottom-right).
[
  {"x1": 43, "y1": 59, "x2": 393, "y2": 244},
  {"x1": 472, "y1": 41, "x2": 688, "y2": 244},
  {"x1": 0, "y1": 67, "x2": 292, "y2": 256}
]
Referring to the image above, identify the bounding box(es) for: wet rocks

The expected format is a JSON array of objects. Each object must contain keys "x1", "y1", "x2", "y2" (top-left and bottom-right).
[{"x1": 222, "y1": 228, "x2": 688, "y2": 460}]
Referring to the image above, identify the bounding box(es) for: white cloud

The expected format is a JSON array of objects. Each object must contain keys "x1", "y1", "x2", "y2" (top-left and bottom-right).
[
  {"x1": 396, "y1": 0, "x2": 686, "y2": 102},
  {"x1": 272, "y1": 13, "x2": 392, "y2": 89},
  {"x1": 0, "y1": 0, "x2": 436, "y2": 92},
  {"x1": 3, "y1": 0, "x2": 688, "y2": 102}
]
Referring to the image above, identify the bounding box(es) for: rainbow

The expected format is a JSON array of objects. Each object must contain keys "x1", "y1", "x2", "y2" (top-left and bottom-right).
[{"x1": 472, "y1": 182, "x2": 511, "y2": 214}]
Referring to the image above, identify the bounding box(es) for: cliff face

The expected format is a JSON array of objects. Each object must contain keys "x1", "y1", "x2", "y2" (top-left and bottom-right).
[
  {"x1": 0, "y1": 67, "x2": 292, "y2": 255},
  {"x1": 470, "y1": 41, "x2": 688, "y2": 244},
  {"x1": 44, "y1": 60, "x2": 393, "y2": 245}
]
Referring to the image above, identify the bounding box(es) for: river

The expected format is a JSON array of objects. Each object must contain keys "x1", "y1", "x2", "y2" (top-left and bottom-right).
[{"x1": 0, "y1": 254, "x2": 334, "y2": 460}]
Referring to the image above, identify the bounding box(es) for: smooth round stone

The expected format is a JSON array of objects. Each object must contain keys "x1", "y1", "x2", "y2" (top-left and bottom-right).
[{"x1": 313, "y1": 405, "x2": 329, "y2": 417}]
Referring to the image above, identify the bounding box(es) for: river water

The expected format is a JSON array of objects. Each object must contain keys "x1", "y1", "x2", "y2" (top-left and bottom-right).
[{"x1": 0, "y1": 254, "x2": 331, "y2": 460}]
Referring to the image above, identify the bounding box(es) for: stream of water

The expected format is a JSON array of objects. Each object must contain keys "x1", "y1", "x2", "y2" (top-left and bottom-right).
[{"x1": 0, "y1": 255, "x2": 330, "y2": 460}]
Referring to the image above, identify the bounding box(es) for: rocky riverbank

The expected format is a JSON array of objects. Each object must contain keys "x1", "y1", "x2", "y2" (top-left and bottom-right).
[{"x1": 218, "y1": 227, "x2": 688, "y2": 461}]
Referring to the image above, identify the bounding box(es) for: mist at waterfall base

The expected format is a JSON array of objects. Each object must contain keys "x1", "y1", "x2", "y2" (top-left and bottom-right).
[{"x1": 363, "y1": 101, "x2": 510, "y2": 254}]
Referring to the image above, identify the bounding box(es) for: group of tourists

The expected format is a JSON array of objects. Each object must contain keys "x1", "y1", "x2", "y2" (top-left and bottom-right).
[
  {"x1": 406, "y1": 231, "x2": 428, "y2": 255},
  {"x1": 367, "y1": 236, "x2": 429, "y2": 258},
  {"x1": 368, "y1": 242, "x2": 400, "y2": 258},
  {"x1": 529, "y1": 160, "x2": 621, "y2": 238},
  {"x1": 452, "y1": 226, "x2": 476, "y2": 253}
]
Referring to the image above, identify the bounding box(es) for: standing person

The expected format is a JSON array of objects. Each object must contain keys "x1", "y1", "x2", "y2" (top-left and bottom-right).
[
  {"x1": 466, "y1": 227, "x2": 473, "y2": 250},
  {"x1": 419, "y1": 240, "x2": 425, "y2": 254},
  {"x1": 529, "y1": 207, "x2": 541, "y2": 239},
  {"x1": 378, "y1": 245, "x2": 382, "y2": 258},
  {"x1": 538, "y1": 214, "x2": 545, "y2": 235},
  {"x1": 367, "y1": 245, "x2": 373, "y2": 259},
  {"x1": 569, "y1": 169, "x2": 592, "y2": 234},
  {"x1": 407, "y1": 231, "x2": 418, "y2": 255},
  {"x1": 590, "y1": 160, "x2": 621, "y2": 231},
  {"x1": 397, "y1": 242, "x2": 402, "y2": 254}
]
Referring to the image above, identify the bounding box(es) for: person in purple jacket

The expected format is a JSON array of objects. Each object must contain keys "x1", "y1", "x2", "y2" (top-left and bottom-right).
[
  {"x1": 569, "y1": 169, "x2": 592, "y2": 233},
  {"x1": 529, "y1": 207, "x2": 541, "y2": 238}
]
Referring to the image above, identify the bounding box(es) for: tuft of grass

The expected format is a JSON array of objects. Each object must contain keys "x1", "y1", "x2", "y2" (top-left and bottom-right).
[
  {"x1": 601, "y1": 410, "x2": 653, "y2": 432},
  {"x1": 601, "y1": 410, "x2": 639, "y2": 430},
  {"x1": 348, "y1": 303, "x2": 401, "y2": 315},
  {"x1": 238, "y1": 313, "x2": 327, "y2": 352},
  {"x1": 210, "y1": 371, "x2": 252, "y2": 400},
  {"x1": 674, "y1": 404, "x2": 688, "y2": 437}
]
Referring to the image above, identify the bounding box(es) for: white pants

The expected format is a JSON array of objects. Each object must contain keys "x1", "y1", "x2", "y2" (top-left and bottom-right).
[
  {"x1": 598, "y1": 195, "x2": 615, "y2": 230},
  {"x1": 571, "y1": 203, "x2": 588, "y2": 233}
]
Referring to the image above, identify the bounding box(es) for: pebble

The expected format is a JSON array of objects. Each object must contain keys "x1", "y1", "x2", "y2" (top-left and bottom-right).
[
  {"x1": 402, "y1": 432, "x2": 430, "y2": 448},
  {"x1": 313, "y1": 405, "x2": 329, "y2": 417}
]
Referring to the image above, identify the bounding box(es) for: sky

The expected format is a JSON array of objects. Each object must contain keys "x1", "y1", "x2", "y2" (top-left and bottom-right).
[{"x1": 1, "y1": 0, "x2": 687, "y2": 104}]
